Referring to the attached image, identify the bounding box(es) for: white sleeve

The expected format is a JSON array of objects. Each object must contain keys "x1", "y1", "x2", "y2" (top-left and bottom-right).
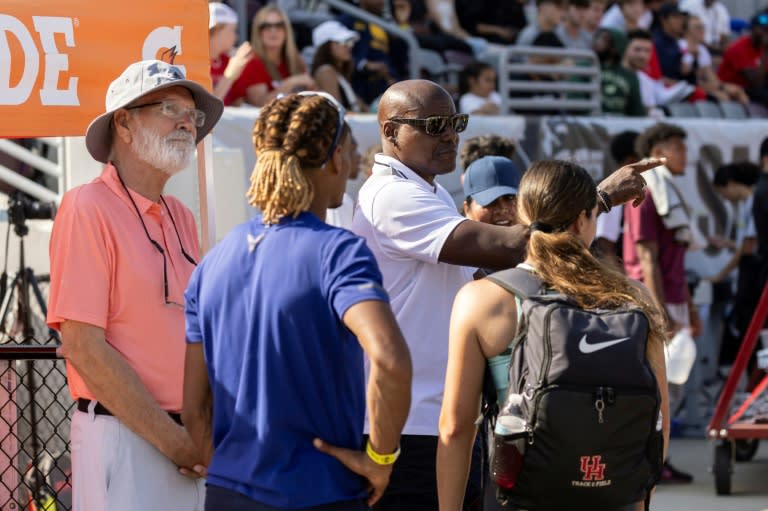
[
  {"x1": 698, "y1": 45, "x2": 712, "y2": 68},
  {"x1": 639, "y1": 10, "x2": 653, "y2": 30},
  {"x1": 599, "y1": 5, "x2": 622, "y2": 30},
  {"x1": 459, "y1": 94, "x2": 486, "y2": 114},
  {"x1": 596, "y1": 205, "x2": 623, "y2": 243},
  {"x1": 744, "y1": 198, "x2": 757, "y2": 240},
  {"x1": 370, "y1": 181, "x2": 467, "y2": 264},
  {"x1": 326, "y1": 193, "x2": 355, "y2": 230},
  {"x1": 637, "y1": 72, "x2": 656, "y2": 108},
  {"x1": 516, "y1": 26, "x2": 536, "y2": 46},
  {"x1": 744, "y1": 215, "x2": 757, "y2": 240}
]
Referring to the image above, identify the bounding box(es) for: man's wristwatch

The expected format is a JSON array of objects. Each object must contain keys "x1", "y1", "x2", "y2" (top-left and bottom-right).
[
  {"x1": 596, "y1": 188, "x2": 613, "y2": 213},
  {"x1": 365, "y1": 440, "x2": 401, "y2": 465}
]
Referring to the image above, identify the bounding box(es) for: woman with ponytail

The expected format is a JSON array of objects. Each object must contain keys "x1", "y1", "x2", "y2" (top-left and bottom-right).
[
  {"x1": 183, "y1": 92, "x2": 412, "y2": 510},
  {"x1": 437, "y1": 159, "x2": 670, "y2": 511}
]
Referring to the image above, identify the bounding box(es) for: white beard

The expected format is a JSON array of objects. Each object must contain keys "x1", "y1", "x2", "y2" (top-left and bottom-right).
[{"x1": 132, "y1": 121, "x2": 196, "y2": 176}]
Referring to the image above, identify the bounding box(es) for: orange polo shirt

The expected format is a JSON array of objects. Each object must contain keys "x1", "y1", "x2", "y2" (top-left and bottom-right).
[{"x1": 47, "y1": 164, "x2": 199, "y2": 412}]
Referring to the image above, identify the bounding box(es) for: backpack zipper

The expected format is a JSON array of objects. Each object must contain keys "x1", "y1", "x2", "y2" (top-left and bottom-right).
[{"x1": 541, "y1": 303, "x2": 556, "y2": 386}]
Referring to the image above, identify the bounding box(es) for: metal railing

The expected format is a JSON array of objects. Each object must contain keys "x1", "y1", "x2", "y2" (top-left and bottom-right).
[
  {"x1": 498, "y1": 46, "x2": 602, "y2": 116},
  {"x1": 0, "y1": 138, "x2": 64, "y2": 204}
]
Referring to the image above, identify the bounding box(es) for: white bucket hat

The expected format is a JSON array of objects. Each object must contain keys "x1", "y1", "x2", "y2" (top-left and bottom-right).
[
  {"x1": 209, "y1": 2, "x2": 239, "y2": 29},
  {"x1": 85, "y1": 60, "x2": 224, "y2": 163},
  {"x1": 312, "y1": 21, "x2": 360, "y2": 48}
]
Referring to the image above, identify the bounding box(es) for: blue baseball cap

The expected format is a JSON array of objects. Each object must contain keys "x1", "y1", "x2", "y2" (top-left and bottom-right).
[{"x1": 463, "y1": 156, "x2": 522, "y2": 207}]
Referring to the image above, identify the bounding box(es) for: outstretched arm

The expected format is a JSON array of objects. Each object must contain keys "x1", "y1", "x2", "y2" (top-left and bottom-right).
[
  {"x1": 439, "y1": 222, "x2": 528, "y2": 271},
  {"x1": 598, "y1": 157, "x2": 666, "y2": 209}
]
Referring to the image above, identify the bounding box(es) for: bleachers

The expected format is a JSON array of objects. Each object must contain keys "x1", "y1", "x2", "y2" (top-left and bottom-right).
[
  {"x1": 225, "y1": 0, "x2": 767, "y2": 120},
  {"x1": 498, "y1": 46, "x2": 602, "y2": 116},
  {"x1": 719, "y1": 101, "x2": 749, "y2": 119},
  {"x1": 664, "y1": 101, "x2": 763, "y2": 119}
]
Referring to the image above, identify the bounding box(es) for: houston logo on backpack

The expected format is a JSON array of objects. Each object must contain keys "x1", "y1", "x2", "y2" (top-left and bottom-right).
[{"x1": 572, "y1": 455, "x2": 611, "y2": 488}]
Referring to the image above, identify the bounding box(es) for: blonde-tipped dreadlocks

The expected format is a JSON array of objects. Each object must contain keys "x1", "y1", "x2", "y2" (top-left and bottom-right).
[{"x1": 248, "y1": 94, "x2": 344, "y2": 224}]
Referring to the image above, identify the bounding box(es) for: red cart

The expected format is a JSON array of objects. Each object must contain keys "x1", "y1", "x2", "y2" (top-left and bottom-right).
[{"x1": 706, "y1": 282, "x2": 768, "y2": 494}]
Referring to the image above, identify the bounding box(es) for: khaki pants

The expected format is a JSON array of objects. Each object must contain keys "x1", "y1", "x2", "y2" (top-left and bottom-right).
[{"x1": 70, "y1": 409, "x2": 205, "y2": 511}]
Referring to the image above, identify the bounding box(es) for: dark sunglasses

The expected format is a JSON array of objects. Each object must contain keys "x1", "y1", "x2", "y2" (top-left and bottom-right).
[
  {"x1": 259, "y1": 21, "x2": 285, "y2": 31},
  {"x1": 388, "y1": 114, "x2": 469, "y2": 136}
]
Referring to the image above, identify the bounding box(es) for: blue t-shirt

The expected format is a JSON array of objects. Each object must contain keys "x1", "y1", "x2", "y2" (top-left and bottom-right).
[{"x1": 185, "y1": 212, "x2": 389, "y2": 508}]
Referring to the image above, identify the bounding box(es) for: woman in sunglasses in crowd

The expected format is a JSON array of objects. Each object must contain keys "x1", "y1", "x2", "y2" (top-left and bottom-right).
[
  {"x1": 227, "y1": 5, "x2": 315, "y2": 106},
  {"x1": 311, "y1": 21, "x2": 368, "y2": 112},
  {"x1": 182, "y1": 92, "x2": 412, "y2": 510}
]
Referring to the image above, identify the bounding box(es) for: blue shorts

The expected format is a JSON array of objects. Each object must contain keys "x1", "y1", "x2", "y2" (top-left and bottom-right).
[{"x1": 205, "y1": 485, "x2": 369, "y2": 511}]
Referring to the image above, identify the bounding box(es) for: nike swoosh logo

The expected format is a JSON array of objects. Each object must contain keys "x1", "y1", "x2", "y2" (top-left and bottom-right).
[{"x1": 578, "y1": 334, "x2": 631, "y2": 354}]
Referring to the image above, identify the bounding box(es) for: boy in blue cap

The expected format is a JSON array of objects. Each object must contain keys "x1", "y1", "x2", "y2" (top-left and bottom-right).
[{"x1": 462, "y1": 156, "x2": 522, "y2": 227}]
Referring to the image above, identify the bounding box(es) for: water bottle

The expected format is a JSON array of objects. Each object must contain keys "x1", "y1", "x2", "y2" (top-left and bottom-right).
[
  {"x1": 491, "y1": 393, "x2": 528, "y2": 490},
  {"x1": 665, "y1": 328, "x2": 697, "y2": 385}
]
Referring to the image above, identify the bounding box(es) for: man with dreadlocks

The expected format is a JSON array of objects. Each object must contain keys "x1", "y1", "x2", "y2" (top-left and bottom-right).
[{"x1": 182, "y1": 92, "x2": 412, "y2": 511}]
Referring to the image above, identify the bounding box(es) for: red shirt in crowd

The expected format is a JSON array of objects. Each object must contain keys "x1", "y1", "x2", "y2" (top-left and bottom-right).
[
  {"x1": 718, "y1": 35, "x2": 766, "y2": 88},
  {"x1": 211, "y1": 54, "x2": 230, "y2": 88},
  {"x1": 645, "y1": 46, "x2": 662, "y2": 80},
  {"x1": 623, "y1": 188, "x2": 689, "y2": 305},
  {"x1": 227, "y1": 57, "x2": 290, "y2": 105}
]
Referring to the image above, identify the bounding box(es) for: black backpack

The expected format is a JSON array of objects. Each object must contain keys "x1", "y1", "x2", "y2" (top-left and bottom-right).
[{"x1": 485, "y1": 267, "x2": 663, "y2": 511}]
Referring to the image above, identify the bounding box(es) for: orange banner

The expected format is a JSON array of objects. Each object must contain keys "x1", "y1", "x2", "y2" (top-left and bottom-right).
[{"x1": 0, "y1": 0, "x2": 212, "y2": 138}]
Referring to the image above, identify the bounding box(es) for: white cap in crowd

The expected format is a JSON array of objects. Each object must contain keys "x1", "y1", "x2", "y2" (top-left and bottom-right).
[
  {"x1": 209, "y1": 2, "x2": 239, "y2": 29},
  {"x1": 312, "y1": 21, "x2": 360, "y2": 48}
]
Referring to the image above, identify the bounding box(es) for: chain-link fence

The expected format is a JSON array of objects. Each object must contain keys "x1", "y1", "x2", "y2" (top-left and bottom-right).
[{"x1": 0, "y1": 272, "x2": 72, "y2": 511}]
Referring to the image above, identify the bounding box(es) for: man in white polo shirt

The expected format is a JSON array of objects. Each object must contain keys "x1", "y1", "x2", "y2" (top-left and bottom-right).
[{"x1": 352, "y1": 79, "x2": 658, "y2": 511}]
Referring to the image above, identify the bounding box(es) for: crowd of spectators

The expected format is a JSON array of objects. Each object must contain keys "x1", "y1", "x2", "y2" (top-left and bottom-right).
[{"x1": 209, "y1": 0, "x2": 768, "y2": 117}]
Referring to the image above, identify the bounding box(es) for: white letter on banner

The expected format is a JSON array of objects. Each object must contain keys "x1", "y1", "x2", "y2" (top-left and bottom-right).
[
  {"x1": 33, "y1": 16, "x2": 79, "y2": 106},
  {"x1": 0, "y1": 15, "x2": 39, "y2": 106},
  {"x1": 142, "y1": 26, "x2": 185, "y2": 76}
]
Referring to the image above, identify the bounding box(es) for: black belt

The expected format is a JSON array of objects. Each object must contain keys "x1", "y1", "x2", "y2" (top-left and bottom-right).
[{"x1": 77, "y1": 398, "x2": 183, "y2": 426}]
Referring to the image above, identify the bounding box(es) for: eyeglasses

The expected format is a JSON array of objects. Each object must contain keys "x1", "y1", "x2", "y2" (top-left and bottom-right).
[
  {"x1": 125, "y1": 101, "x2": 206, "y2": 128},
  {"x1": 388, "y1": 114, "x2": 469, "y2": 136},
  {"x1": 296, "y1": 91, "x2": 347, "y2": 165},
  {"x1": 259, "y1": 21, "x2": 286, "y2": 31},
  {"x1": 115, "y1": 171, "x2": 198, "y2": 309}
]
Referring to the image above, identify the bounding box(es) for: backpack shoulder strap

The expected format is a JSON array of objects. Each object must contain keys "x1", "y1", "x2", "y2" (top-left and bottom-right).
[
  {"x1": 485, "y1": 266, "x2": 545, "y2": 300},
  {"x1": 478, "y1": 363, "x2": 499, "y2": 426}
]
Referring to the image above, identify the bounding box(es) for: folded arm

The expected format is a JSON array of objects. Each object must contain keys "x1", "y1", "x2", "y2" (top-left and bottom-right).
[{"x1": 61, "y1": 320, "x2": 205, "y2": 475}]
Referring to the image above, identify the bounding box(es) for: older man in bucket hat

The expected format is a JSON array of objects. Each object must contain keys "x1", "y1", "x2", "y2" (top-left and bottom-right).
[{"x1": 47, "y1": 59, "x2": 223, "y2": 510}]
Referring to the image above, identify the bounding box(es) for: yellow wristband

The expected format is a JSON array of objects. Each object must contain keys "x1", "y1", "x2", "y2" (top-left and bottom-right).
[{"x1": 365, "y1": 440, "x2": 400, "y2": 465}]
